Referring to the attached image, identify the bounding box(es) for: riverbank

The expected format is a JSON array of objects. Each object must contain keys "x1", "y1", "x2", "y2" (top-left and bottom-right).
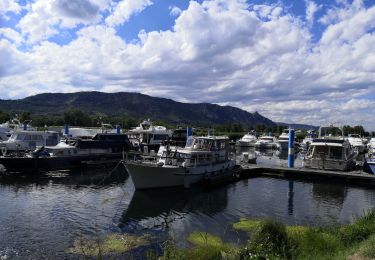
[
  {"x1": 156, "y1": 209, "x2": 375, "y2": 260},
  {"x1": 69, "y1": 208, "x2": 375, "y2": 259}
]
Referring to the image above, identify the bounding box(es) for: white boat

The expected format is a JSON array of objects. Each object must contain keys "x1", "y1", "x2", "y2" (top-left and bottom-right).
[
  {"x1": 254, "y1": 135, "x2": 278, "y2": 149},
  {"x1": 236, "y1": 131, "x2": 257, "y2": 147},
  {"x1": 277, "y1": 129, "x2": 298, "y2": 150},
  {"x1": 125, "y1": 135, "x2": 236, "y2": 189},
  {"x1": 127, "y1": 119, "x2": 172, "y2": 152},
  {"x1": 347, "y1": 134, "x2": 365, "y2": 154},
  {"x1": 64, "y1": 123, "x2": 118, "y2": 139},
  {"x1": 0, "y1": 119, "x2": 35, "y2": 141},
  {"x1": 368, "y1": 138, "x2": 375, "y2": 156},
  {"x1": 303, "y1": 126, "x2": 357, "y2": 171},
  {"x1": 0, "y1": 130, "x2": 60, "y2": 155},
  {"x1": 300, "y1": 129, "x2": 317, "y2": 150},
  {"x1": 0, "y1": 134, "x2": 133, "y2": 171}
]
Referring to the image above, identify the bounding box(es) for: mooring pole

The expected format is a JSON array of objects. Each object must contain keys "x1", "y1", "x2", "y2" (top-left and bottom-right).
[
  {"x1": 64, "y1": 124, "x2": 69, "y2": 136},
  {"x1": 186, "y1": 127, "x2": 192, "y2": 141},
  {"x1": 288, "y1": 129, "x2": 295, "y2": 168}
]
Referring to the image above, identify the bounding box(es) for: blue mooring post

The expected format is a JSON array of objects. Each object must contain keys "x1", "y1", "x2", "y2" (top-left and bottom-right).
[
  {"x1": 64, "y1": 124, "x2": 69, "y2": 136},
  {"x1": 186, "y1": 127, "x2": 192, "y2": 141},
  {"x1": 288, "y1": 129, "x2": 295, "y2": 168},
  {"x1": 116, "y1": 125, "x2": 121, "y2": 134},
  {"x1": 23, "y1": 122, "x2": 27, "y2": 130}
]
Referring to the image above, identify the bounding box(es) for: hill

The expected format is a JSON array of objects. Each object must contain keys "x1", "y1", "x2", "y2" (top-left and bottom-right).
[{"x1": 0, "y1": 92, "x2": 276, "y2": 126}]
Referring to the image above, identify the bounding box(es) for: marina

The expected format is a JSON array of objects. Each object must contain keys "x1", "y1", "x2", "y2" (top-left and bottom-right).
[{"x1": 0, "y1": 151, "x2": 375, "y2": 259}]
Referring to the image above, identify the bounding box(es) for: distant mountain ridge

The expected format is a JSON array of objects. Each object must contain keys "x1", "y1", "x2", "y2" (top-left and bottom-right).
[{"x1": 0, "y1": 91, "x2": 276, "y2": 126}]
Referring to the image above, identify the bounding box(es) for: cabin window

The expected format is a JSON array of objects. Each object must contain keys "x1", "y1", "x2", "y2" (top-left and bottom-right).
[
  {"x1": 153, "y1": 135, "x2": 169, "y2": 141},
  {"x1": 329, "y1": 147, "x2": 342, "y2": 159},
  {"x1": 24, "y1": 135, "x2": 32, "y2": 141}
]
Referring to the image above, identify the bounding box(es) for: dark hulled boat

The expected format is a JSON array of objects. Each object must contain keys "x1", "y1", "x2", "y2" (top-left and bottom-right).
[{"x1": 0, "y1": 133, "x2": 135, "y2": 172}]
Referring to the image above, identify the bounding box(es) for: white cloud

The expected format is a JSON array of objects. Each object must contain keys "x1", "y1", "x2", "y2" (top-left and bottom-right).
[
  {"x1": 0, "y1": 28, "x2": 23, "y2": 46},
  {"x1": 169, "y1": 5, "x2": 182, "y2": 17},
  {"x1": 105, "y1": 0, "x2": 153, "y2": 27},
  {"x1": 0, "y1": 0, "x2": 23, "y2": 18},
  {"x1": 1, "y1": 0, "x2": 375, "y2": 129},
  {"x1": 17, "y1": 0, "x2": 110, "y2": 43},
  {"x1": 305, "y1": 0, "x2": 321, "y2": 27}
]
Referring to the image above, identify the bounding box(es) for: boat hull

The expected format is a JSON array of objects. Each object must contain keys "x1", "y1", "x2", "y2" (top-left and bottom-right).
[
  {"x1": 303, "y1": 158, "x2": 354, "y2": 171},
  {"x1": 236, "y1": 140, "x2": 256, "y2": 147},
  {"x1": 0, "y1": 153, "x2": 127, "y2": 172},
  {"x1": 125, "y1": 161, "x2": 236, "y2": 189}
]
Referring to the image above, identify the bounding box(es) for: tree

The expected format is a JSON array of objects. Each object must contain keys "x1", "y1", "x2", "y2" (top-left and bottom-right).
[
  {"x1": 0, "y1": 110, "x2": 10, "y2": 123},
  {"x1": 19, "y1": 111, "x2": 31, "y2": 122},
  {"x1": 63, "y1": 109, "x2": 92, "y2": 126}
]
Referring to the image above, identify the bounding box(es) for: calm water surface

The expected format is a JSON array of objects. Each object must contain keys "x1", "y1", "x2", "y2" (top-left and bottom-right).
[{"x1": 0, "y1": 149, "x2": 374, "y2": 259}]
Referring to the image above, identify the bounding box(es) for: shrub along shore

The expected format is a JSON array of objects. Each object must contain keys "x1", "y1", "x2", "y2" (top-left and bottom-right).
[
  {"x1": 70, "y1": 209, "x2": 375, "y2": 259},
  {"x1": 156, "y1": 209, "x2": 375, "y2": 260}
]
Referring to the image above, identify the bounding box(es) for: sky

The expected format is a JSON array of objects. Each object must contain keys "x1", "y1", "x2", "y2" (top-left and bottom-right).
[{"x1": 0, "y1": 0, "x2": 375, "y2": 130}]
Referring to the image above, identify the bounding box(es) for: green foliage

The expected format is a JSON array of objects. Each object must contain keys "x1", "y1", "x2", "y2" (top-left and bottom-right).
[
  {"x1": 0, "y1": 110, "x2": 10, "y2": 123},
  {"x1": 343, "y1": 125, "x2": 366, "y2": 136},
  {"x1": 356, "y1": 234, "x2": 375, "y2": 258},
  {"x1": 240, "y1": 220, "x2": 296, "y2": 259},
  {"x1": 69, "y1": 233, "x2": 150, "y2": 257},
  {"x1": 63, "y1": 109, "x2": 92, "y2": 126},
  {"x1": 339, "y1": 209, "x2": 375, "y2": 245},
  {"x1": 19, "y1": 111, "x2": 31, "y2": 122},
  {"x1": 233, "y1": 218, "x2": 265, "y2": 232}
]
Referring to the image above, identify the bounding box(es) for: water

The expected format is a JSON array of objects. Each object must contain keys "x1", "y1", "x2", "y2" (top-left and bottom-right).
[{"x1": 0, "y1": 150, "x2": 374, "y2": 259}]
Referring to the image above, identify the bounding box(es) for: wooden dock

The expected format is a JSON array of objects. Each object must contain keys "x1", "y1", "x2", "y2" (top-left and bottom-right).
[{"x1": 238, "y1": 164, "x2": 375, "y2": 186}]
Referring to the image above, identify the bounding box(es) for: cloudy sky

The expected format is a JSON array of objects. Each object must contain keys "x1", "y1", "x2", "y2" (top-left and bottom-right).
[{"x1": 0, "y1": 0, "x2": 375, "y2": 130}]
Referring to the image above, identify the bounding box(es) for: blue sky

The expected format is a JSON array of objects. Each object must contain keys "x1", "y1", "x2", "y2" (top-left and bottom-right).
[{"x1": 0, "y1": 0, "x2": 375, "y2": 129}]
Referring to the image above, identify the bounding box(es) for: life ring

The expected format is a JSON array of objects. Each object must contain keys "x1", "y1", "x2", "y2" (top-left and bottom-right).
[{"x1": 1, "y1": 146, "x2": 7, "y2": 155}]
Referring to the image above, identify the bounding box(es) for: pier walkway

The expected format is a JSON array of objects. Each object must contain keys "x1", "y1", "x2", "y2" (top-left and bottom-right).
[{"x1": 237, "y1": 164, "x2": 375, "y2": 186}]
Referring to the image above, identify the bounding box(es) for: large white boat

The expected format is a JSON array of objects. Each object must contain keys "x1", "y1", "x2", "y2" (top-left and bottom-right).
[
  {"x1": 0, "y1": 134, "x2": 134, "y2": 172},
  {"x1": 127, "y1": 119, "x2": 172, "y2": 152},
  {"x1": 277, "y1": 129, "x2": 298, "y2": 150},
  {"x1": 125, "y1": 135, "x2": 236, "y2": 189},
  {"x1": 347, "y1": 134, "x2": 365, "y2": 154},
  {"x1": 0, "y1": 119, "x2": 35, "y2": 141},
  {"x1": 0, "y1": 130, "x2": 60, "y2": 155},
  {"x1": 303, "y1": 126, "x2": 357, "y2": 171},
  {"x1": 300, "y1": 130, "x2": 317, "y2": 150},
  {"x1": 236, "y1": 131, "x2": 257, "y2": 147},
  {"x1": 254, "y1": 135, "x2": 278, "y2": 149}
]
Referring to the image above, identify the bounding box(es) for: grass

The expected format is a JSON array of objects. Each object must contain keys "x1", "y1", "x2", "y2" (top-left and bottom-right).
[
  {"x1": 68, "y1": 209, "x2": 375, "y2": 259},
  {"x1": 159, "y1": 208, "x2": 375, "y2": 260},
  {"x1": 68, "y1": 233, "x2": 150, "y2": 257}
]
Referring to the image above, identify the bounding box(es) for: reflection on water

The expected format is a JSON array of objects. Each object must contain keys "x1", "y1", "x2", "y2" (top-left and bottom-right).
[{"x1": 0, "y1": 150, "x2": 374, "y2": 258}]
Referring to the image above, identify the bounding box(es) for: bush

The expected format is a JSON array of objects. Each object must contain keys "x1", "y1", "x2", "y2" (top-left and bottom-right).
[{"x1": 240, "y1": 220, "x2": 296, "y2": 259}]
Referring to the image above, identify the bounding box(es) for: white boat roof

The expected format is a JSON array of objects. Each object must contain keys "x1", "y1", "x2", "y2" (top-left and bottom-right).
[{"x1": 194, "y1": 136, "x2": 229, "y2": 140}]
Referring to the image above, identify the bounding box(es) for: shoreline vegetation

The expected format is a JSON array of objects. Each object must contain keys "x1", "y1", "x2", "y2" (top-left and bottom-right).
[{"x1": 70, "y1": 208, "x2": 375, "y2": 259}]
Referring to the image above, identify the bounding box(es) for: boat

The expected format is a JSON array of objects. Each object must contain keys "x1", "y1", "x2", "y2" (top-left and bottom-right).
[
  {"x1": 0, "y1": 130, "x2": 60, "y2": 155},
  {"x1": 347, "y1": 134, "x2": 365, "y2": 154},
  {"x1": 300, "y1": 129, "x2": 317, "y2": 151},
  {"x1": 363, "y1": 158, "x2": 375, "y2": 174},
  {"x1": 0, "y1": 133, "x2": 134, "y2": 172},
  {"x1": 127, "y1": 119, "x2": 172, "y2": 153},
  {"x1": 367, "y1": 138, "x2": 375, "y2": 156},
  {"x1": 303, "y1": 126, "x2": 358, "y2": 171},
  {"x1": 236, "y1": 131, "x2": 257, "y2": 147},
  {"x1": 277, "y1": 129, "x2": 299, "y2": 150},
  {"x1": 254, "y1": 135, "x2": 278, "y2": 149},
  {"x1": 125, "y1": 135, "x2": 236, "y2": 189},
  {"x1": 0, "y1": 119, "x2": 35, "y2": 141}
]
